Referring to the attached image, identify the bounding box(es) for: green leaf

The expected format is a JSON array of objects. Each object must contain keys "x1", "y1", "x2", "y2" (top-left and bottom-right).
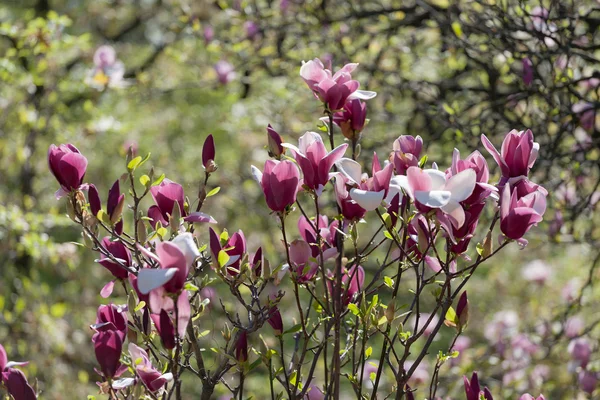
[
  {"x1": 451, "y1": 21, "x2": 463, "y2": 37},
  {"x1": 283, "y1": 324, "x2": 302, "y2": 335},
  {"x1": 139, "y1": 174, "x2": 150, "y2": 187},
  {"x1": 383, "y1": 230, "x2": 394, "y2": 240},
  {"x1": 365, "y1": 346, "x2": 372, "y2": 358},
  {"x1": 445, "y1": 306, "x2": 458, "y2": 327},
  {"x1": 347, "y1": 303, "x2": 360, "y2": 316},
  {"x1": 184, "y1": 282, "x2": 199, "y2": 292},
  {"x1": 442, "y1": 103, "x2": 455, "y2": 115},
  {"x1": 384, "y1": 276, "x2": 394, "y2": 289},
  {"x1": 217, "y1": 250, "x2": 230, "y2": 268},
  {"x1": 206, "y1": 186, "x2": 221, "y2": 197},
  {"x1": 127, "y1": 156, "x2": 142, "y2": 171},
  {"x1": 152, "y1": 173, "x2": 166, "y2": 186}
]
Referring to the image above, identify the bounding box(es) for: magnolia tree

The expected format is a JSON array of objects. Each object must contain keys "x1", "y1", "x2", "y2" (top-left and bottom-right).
[{"x1": 4, "y1": 59, "x2": 551, "y2": 400}]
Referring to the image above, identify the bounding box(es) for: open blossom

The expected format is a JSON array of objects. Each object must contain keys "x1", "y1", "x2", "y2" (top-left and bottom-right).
[
  {"x1": 572, "y1": 102, "x2": 596, "y2": 131},
  {"x1": 0, "y1": 344, "x2": 37, "y2": 400},
  {"x1": 299, "y1": 58, "x2": 376, "y2": 110},
  {"x1": 298, "y1": 215, "x2": 338, "y2": 260},
  {"x1": 568, "y1": 338, "x2": 592, "y2": 368},
  {"x1": 341, "y1": 265, "x2": 364, "y2": 305},
  {"x1": 406, "y1": 166, "x2": 476, "y2": 229},
  {"x1": 48, "y1": 144, "x2": 88, "y2": 197},
  {"x1": 464, "y1": 372, "x2": 493, "y2": 400},
  {"x1": 98, "y1": 237, "x2": 132, "y2": 282},
  {"x1": 252, "y1": 160, "x2": 299, "y2": 212},
  {"x1": 482, "y1": 129, "x2": 539, "y2": 180},
  {"x1": 335, "y1": 154, "x2": 394, "y2": 211},
  {"x1": 128, "y1": 343, "x2": 173, "y2": 392},
  {"x1": 334, "y1": 173, "x2": 367, "y2": 221},
  {"x1": 92, "y1": 304, "x2": 128, "y2": 343},
  {"x1": 447, "y1": 148, "x2": 495, "y2": 206},
  {"x1": 282, "y1": 131, "x2": 347, "y2": 194},
  {"x1": 519, "y1": 395, "x2": 545, "y2": 400},
  {"x1": 500, "y1": 184, "x2": 546, "y2": 240},
  {"x1": 391, "y1": 135, "x2": 423, "y2": 175},
  {"x1": 579, "y1": 370, "x2": 598, "y2": 394}
]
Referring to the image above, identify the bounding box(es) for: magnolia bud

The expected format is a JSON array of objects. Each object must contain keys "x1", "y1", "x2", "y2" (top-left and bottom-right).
[
  {"x1": 483, "y1": 230, "x2": 493, "y2": 258},
  {"x1": 456, "y1": 291, "x2": 469, "y2": 329},
  {"x1": 267, "y1": 124, "x2": 284, "y2": 159},
  {"x1": 137, "y1": 218, "x2": 147, "y2": 244},
  {"x1": 110, "y1": 195, "x2": 125, "y2": 225},
  {"x1": 386, "y1": 301, "x2": 396, "y2": 323}
]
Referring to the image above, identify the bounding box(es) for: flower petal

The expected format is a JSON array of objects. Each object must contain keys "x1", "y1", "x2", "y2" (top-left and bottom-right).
[
  {"x1": 445, "y1": 169, "x2": 476, "y2": 202},
  {"x1": 137, "y1": 268, "x2": 178, "y2": 294},
  {"x1": 414, "y1": 190, "x2": 451, "y2": 208},
  {"x1": 350, "y1": 189, "x2": 384, "y2": 211}
]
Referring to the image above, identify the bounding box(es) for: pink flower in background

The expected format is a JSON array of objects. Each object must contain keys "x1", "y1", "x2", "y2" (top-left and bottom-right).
[
  {"x1": 391, "y1": 135, "x2": 423, "y2": 175},
  {"x1": 300, "y1": 58, "x2": 376, "y2": 110},
  {"x1": 252, "y1": 159, "x2": 300, "y2": 212},
  {"x1": 48, "y1": 144, "x2": 88, "y2": 197},
  {"x1": 341, "y1": 265, "x2": 364, "y2": 305},
  {"x1": 244, "y1": 21, "x2": 259, "y2": 40},
  {"x1": 203, "y1": 25, "x2": 214, "y2": 44},
  {"x1": 98, "y1": 238, "x2": 132, "y2": 280},
  {"x1": 214, "y1": 60, "x2": 236, "y2": 84},
  {"x1": 568, "y1": 338, "x2": 592, "y2": 368},
  {"x1": 519, "y1": 395, "x2": 545, "y2": 400},
  {"x1": 572, "y1": 102, "x2": 596, "y2": 131},
  {"x1": 89, "y1": 179, "x2": 125, "y2": 234},
  {"x1": 89, "y1": 45, "x2": 126, "y2": 89},
  {"x1": 565, "y1": 315, "x2": 585, "y2": 338},
  {"x1": 482, "y1": 129, "x2": 539, "y2": 179},
  {"x1": 522, "y1": 57, "x2": 534, "y2": 86},
  {"x1": 579, "y1": 370, "x2": 598, "y2": 394},
  {"x1": 333, "y1": 173, "x2": 367, "y2": 221},
  {"x1": 148, "y1": 179, "x2": 185, "y2": 227},
  {"x1": 521, "y1": 260, "x2": 552, "y2": 284},
  {"x1": 267, "y1": 306, "x2": 283, "y2": 335}
]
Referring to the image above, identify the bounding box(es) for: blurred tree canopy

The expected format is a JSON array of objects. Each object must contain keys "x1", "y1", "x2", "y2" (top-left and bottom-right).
[{"x1": 0, "y1": 0, "x2": 598, "y2": 398}]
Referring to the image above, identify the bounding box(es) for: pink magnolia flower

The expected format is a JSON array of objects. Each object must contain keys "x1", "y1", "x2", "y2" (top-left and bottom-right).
[
  {"x1": 333, "y1": 99, "x2": 367, "y2": 139},
  {"x1": 448, "y1": 202, "x2": 485, "y2": 253},
  {"x1": 202, "y1": 134, "x2": 216, "y2": 171},
  {"x1": 391, "y1": 135, "x2": 423, "y2": 175},
  {"x1": 500, "y1": 184, "x2": 546, "y2": 240},
  {"x1": 299, "y1": 58, "x2": 376, "y2": 111},
  {"x1": 209, "y1": 228, "x2": 247, "y2": 275},
  {"x1": 406, "y1": 166, "x2": 476, "y2": 229},
  {"x1": 94, "y1": 330, "x2": 124, "y2": 379},
  {"x1": 565, "y1": 315, "x2": 585, "y2": 339},
  {"x1": 128, "y1": 343, "x2": 173, "y2": 392},
  {"x1": 48, "y1": 144, "x2": 88, "y2": 197},
  {"x1": 288, "y1": 239, "x2": 318, "y2": 283},
  {"x1": 447, "y1": 148, "x2": 495, "y2": 206},
  {"x1": 252, "y1": 160, "x2": 300, "y2": 212},
  {"x1": 148, "y1": 179, "x2": 215, "y2": 227},
  {"x1": 579, "y1": 370, "x2": 598, "y2": 394},
  {"x1": 482, "y1": 129, "x2": 539, "y2": 179},
  {"x1": 267, "y1": 306, "x2": 284, "y2": 335},
  {"x1": 89, "y1": 180, "x2": 125, "y2": 234},
  {"x1": 244, "y1": 21, "x2": 259, "y2": 40},
  {"x1": 203, "y1": 25, "x2": 214, "y2": 44},
  {"x1": 521, "y1": 260, "x2": 552, "y2": 285},
  {"x1": 333, "y1": 173, "x2": 367, "y2": 221},
  {"x1": 282, "y1": 131, "x2": 347, "y2": 194},
  {"x1": 151, "y1": 309, "x2": 176, "y2": 350},
  {"x1": 267, "y1": 124, "x2": 285, "y2": 159},
  {"x1": 297, "y1": 215, "x2": 338, "y2": 260},
  {"x1": 214, "y1": 60, "x2": 236, "y2": 85},
  {"x1": 342, "y1": 265, "x2": 364, "y2": 305},
  {"x1": 335, "y1": 154, "x2": 395, "y2": 211},
  {"x1": 89, "y1": 45, "x2": 126, "y2": 89},
  {"x1": 98, "y1": 237, "x2": 131, "y2": 280},
  {"x1": 92, "y1": 304, "x2": 128, "y2": 344},
  {"x1": 464, "y1": 372, "x2": 493, "y2": 400},
  {"x1": 0, "y1": 344, "x2": 36, "y2": 400},
  {"x1": 235, "y1": 331, "x2": 248, "y2": 362},
  {"x1": 522, "y1": 57, "x2": 534, "y2": 86}
]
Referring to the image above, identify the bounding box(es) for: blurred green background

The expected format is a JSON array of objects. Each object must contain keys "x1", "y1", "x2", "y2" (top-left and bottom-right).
[{"x1": 1, "y1": 0, "x2": 599, "y2": 398}]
